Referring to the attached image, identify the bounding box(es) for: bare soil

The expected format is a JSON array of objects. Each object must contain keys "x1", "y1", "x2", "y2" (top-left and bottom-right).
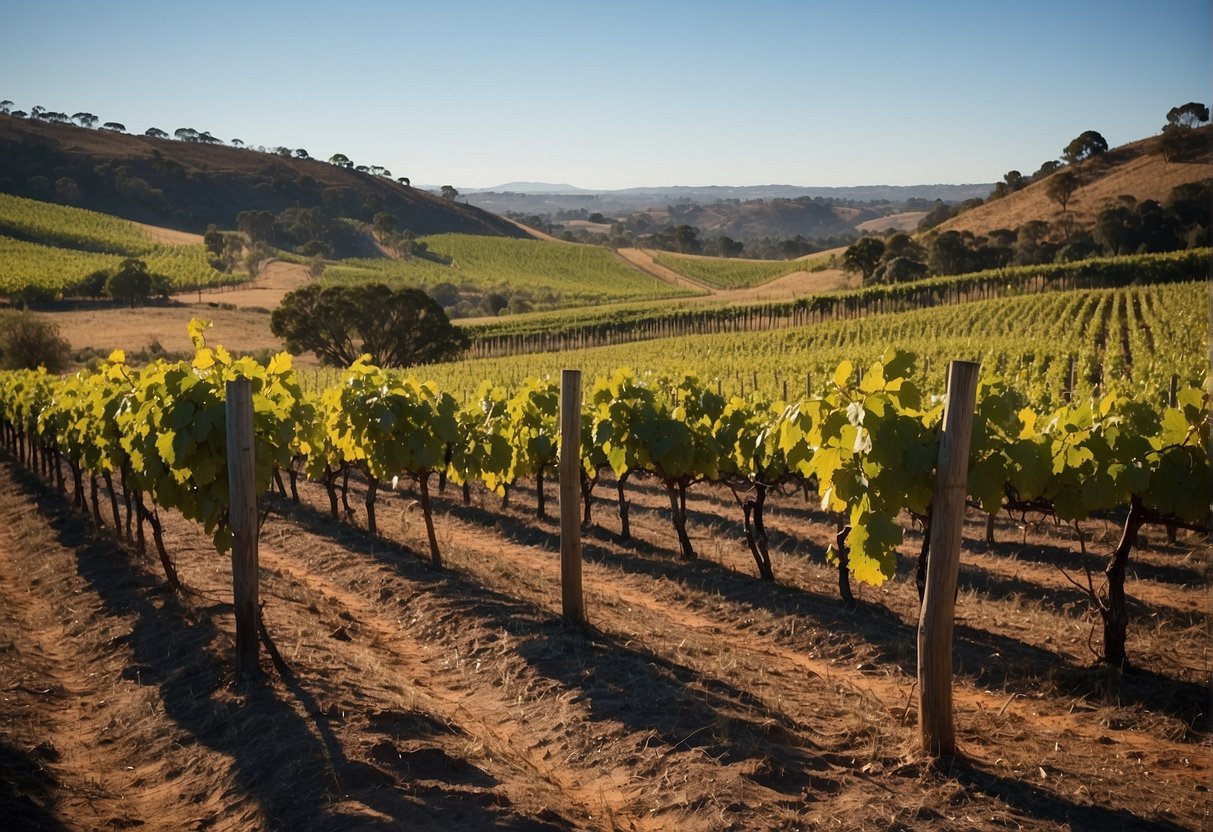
[
  {"x1": 172, "y1": 259, "x2": 314, "y2": 311},
  {"x1": 1, "y1": 455, "x2": 1208, "y2": 831}
]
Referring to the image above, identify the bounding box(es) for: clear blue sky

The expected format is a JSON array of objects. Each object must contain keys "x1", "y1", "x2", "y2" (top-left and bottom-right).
[{"x1": 2, "y1": 0, "x2": 1208, "y2": 190}]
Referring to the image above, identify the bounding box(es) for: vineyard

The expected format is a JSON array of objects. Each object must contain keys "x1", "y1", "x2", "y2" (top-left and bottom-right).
[
  {"x1": 649, "y1": 250, "x2": 807, "y2": 289},
  {"x1": 459, "y1": 248, "x2": 1209, "y2": 358},
  {"x1": 427, "y1": 281, "x2": 1207, "y2": 411},
  {"x1": 1, "y1": 320, "x2": 1206, "y2": 659},
  {"x1": 0, "y1": 193, "x2": 162, "y2": 255},
  {"x1": 0, "y1": 194, "x2": 237, "y2": 299},
  {"x1": 0, "y1": 309, "x2": 1209, "y2": 828},
  {"x1": 324, "y1": 232, "x2": 695, "y2": 308}
]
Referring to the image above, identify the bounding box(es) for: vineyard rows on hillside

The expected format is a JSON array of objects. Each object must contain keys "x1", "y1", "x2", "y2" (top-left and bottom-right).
[
  {"x1": 460, "y1": 248, "x2": 1207, "y2": 358},
  {"x1": 650, "y1": 250, "x2": 808, "y2": 289},
  {"x1": 0, "y1": 194, "x2": 235, "y2": 298},
  {"x1": 324, "y1": 232, "x2": 696, "y2": 309},
  {"x1": 428, "y1": 281, "x2": 1205, "y2": 410},
  {"x1": 0, "y1": 192, "x2": 161, "y2": 254}
]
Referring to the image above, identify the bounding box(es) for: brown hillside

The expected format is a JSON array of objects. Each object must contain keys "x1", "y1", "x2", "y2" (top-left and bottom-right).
[
  {"x1": 0, "y1": 115, "x2": 527, "y2": 240},
  {"x1": 939, "y1": 128, "x2": 1212, "y2": 237}
]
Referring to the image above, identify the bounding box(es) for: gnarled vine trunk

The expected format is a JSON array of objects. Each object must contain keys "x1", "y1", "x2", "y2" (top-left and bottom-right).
[{"x1": 1101, "y1": 497, "x2": 1144, "y2": 668}]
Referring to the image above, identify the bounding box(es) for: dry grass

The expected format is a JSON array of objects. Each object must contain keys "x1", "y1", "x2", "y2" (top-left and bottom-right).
[{"x1": 940, "y1": 131, "x2": 1212, "y2": 238}]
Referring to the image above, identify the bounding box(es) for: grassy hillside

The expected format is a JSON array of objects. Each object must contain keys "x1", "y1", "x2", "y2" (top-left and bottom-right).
[
  {"x1": 0, "y1": 193, "x2": 231, "y2": 298},
  {"x1": 0, "y1": 192, "x2": 160, "y2": 254},
  {"x1": 0, "y1": 236, "x2": 233, "y2": 299},
  {"x1": 323, "y1": 233, "x2": 695, "y2": 314},
  {"x1": 0, "y1": 115, "x2": 526, "y2": 241},
  {"x1": 939, "y1": 128, "x2": 1212, "y2": 238},
  {"x1": 650, "y1": 251, "x2": 806, "y2": 289}
]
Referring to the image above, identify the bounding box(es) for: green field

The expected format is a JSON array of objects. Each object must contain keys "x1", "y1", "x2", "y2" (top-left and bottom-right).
[
  {"x1": 0, "y1": 194, "x2": 237, "y2": 299},
  {"x1": 0, "y1": 236, "x2": 236, "y2": 299},
  {"x1": 324, "y1": 233, "x2": 695, "y2": 311},
  {"x1": 0, "y1": 193, "x2": 159, "y2": 255},
  {"x1": 406, "y1": 281, "x2": 1205, "y2": 408},
  {"x1": 650, "y1": 250, "x2": 805, "y2": 289}
]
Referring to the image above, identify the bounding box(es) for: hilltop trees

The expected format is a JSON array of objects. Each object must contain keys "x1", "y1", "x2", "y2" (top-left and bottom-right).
[
  {"x1": 1156, "y1": 101, "x2": 1210, "y2": 162},
  {"x1": 988, "y1": 170, "x2": 1027, "y2": 200},
  {"x1": 1165, "y1": 102, "x2": 1210, "y2": 130},
  {"x1": 1062, "y1": 130, "x2": 1108, "y2": 166},
  {"x1": 271, "y1": 283, "x2": 469, "y2": 368}
]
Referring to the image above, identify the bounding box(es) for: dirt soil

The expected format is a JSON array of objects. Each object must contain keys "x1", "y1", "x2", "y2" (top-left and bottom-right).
[
  {"x1": 172, "y1": 259, "x2": 314, "y2": 310},
  {"x1": 1, "y1": 454, "x2": 1208, "y2": 831}
]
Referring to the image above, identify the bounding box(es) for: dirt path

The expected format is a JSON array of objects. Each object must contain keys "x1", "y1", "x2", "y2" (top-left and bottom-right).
[
  {"x1": 274, "y1": 473, "x2": 1212, "y2": 829},
  {"x1": 256, "y1": 545, "x2": 655, "y2": 830},
  {"x1": 611, "y1": 248, "x2": 711, "y2": 293},
  {"x1": 0, "y1": 468, "x2": 253, "y2": 830},
  {"x1": 611, "y1": 248, "x2": 852, "y2": 302},
  {"x1": 2, "y1": 452, "x2": 1208, "y2": 830},
  {"x1": 174, "y1": 259, "x2": 313, "y2": 310},
  {"x1": 408, "y1": 483, "x2": 1210, "y2": 784}
]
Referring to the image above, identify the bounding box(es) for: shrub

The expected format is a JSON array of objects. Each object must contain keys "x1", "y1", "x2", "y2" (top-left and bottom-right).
[{"x1": 0, "y1": 312, "x2": 72, "y2": 372}]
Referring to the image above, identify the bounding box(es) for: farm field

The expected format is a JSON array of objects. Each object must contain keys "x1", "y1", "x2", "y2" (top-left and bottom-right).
[
  {"x1": 0, "y1": 441, "x2": 1207, "y2": 830},
  {"x1": 324, "y1": 233, "x2": 697, "y2": 308},
  {"x1": 0, "y1": 192, "x2": 163, "y2": 254},
  {"x1": 418, "y1": 281, "x2": 1207, "y2": 408},
  {"x1": 2, "y1": 290, "x2": 1209, "y2": 829},
  {"x1": 0, "y1": 194, "x2": 233, "y2": 298},
  {"x1": 650, "y1": 250, "x2": 810, "y2": 289},
  {"x1": 1, "y1": 212, "x2": 1209, "y2": 832}
]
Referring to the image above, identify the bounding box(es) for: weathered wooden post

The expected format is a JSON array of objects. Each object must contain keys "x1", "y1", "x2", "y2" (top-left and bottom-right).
[
  {"x1": 226, "y1": 377, "x2": 260, "y2": 681},
  {"x1": 918, "y1": 360, "x2": 980, "y2": 757},
  {"x1": 559, "y1": 369, "x2": 586, "y2": 627}
]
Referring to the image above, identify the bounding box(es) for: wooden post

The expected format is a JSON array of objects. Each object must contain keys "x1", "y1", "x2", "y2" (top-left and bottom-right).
[
  {"x1": 226, "y1": 378, "x2": 261, "y2": 681},
  {"x1": 1169, "y1": 375, "x2": 1178, "y2": 408},
  {"x1": 559, "y1": 369, "x2": 586, "y2": 627},
  {"x1": 917, "y1": 359, "x2": 980, "y2": 758}
]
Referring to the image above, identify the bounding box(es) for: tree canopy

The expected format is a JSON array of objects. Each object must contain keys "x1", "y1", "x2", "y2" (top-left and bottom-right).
[
  {"x1": 842, "y1": 236, "x2": 885, "y2": 282},
  {"x1": 1046, "y1": 169, "x2": 1080, "y2": 212},
  {"x1": 270, "y1": 283, "x2": 470, "y2": 368},
  {"x1": 1165, "y1": 102, "x2": 1210, "y2": 131},
  {"x1": 104, "y1": 258, "x2": 168, "y2": 307},
  {"x1": 1062, "y1": 130, "x2": 1108, "y2": 165}
]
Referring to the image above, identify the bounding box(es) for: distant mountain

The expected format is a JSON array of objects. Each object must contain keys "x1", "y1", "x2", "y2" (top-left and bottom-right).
[
  {"x1": 467, "y1": 182, "x2": 592, "y2": 194},
  {"x1": 609, "y1": 184, "x2": 994, "y2": 202},
  {"x1": 465, "y1": 182, "x2": 992, "y2": 205},
  {"x1": 463, "y1": 183, "x2": 994, "y2": 234}
]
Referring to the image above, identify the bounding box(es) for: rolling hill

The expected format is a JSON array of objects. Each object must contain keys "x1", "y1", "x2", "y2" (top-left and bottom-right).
[
  {"x1": 0, "y1": 115, "x2": 526, "y2": 242},
  {"x1": 937, "y1": 127, "x2": 1212, "y2": 239}
]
